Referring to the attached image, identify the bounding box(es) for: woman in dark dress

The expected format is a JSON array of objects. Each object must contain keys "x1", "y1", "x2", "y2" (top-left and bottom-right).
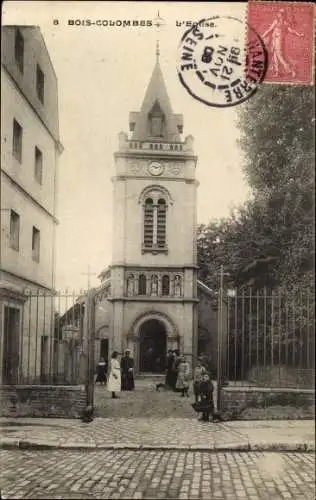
[
  {"x1": 165, "y1": 350, "x2": 175, "y2": 389},
  {"x1": 121, "y1": 349, "x2": 135, "y2": 391},
  {"x1": 171, "y1": 349, "x2": 181, "y2": 391},
  {"x1": 95, "y1": 356, "x2": 107, "y2": 386}
]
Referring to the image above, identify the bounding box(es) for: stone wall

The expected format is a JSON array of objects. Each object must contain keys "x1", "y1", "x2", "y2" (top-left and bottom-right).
[
  {"x1": 219, "y1": 386, "x2": 315, "y2": 419},
  {"x1": 0, "y1": 385, "x2": 86, "y2": 418}
]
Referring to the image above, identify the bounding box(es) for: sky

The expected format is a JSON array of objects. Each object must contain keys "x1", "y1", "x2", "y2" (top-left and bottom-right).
[{"x1": 3, "y1": 1, "x2": 251, "y2": 291}]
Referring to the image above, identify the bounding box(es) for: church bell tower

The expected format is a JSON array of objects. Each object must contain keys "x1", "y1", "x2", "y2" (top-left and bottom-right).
[{"x1": 109, "y1": 46, "x2": 199, "y2": 372}]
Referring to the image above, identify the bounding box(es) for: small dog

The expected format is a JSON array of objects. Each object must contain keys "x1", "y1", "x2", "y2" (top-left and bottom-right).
[
  {"x1": 212, "y1": 411, "x2": 223, "y2": 422},
  {"x1": 155, "y1": 382, "x2": 166, "y2": 391}
]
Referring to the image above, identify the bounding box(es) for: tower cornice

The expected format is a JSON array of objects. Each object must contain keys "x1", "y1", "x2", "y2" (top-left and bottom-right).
[{"x1": 114, "y1": 152, "x2": 197, "y2": 162}]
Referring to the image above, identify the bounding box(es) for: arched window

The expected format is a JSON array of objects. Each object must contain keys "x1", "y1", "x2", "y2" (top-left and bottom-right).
[
  {"x1": 157, "y1": 199, "x2": 166, "y2": 248},
  {"x1": 138, "y1": 274, "x2": 147, "y2": 295},
  {"x1": 162, "y1": 275, "x2": 170, "y2": 296},
  {"x1": 143, "y1": 198, "x2": 154, "y2": 248},
  {"x1": 140, "y1": 186, "x2": 172, "y2": 254}
]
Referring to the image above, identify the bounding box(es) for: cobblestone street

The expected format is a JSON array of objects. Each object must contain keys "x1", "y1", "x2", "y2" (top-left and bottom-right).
[{"x1": 0, "y1": 449, "x2": 314, "y2": 499}]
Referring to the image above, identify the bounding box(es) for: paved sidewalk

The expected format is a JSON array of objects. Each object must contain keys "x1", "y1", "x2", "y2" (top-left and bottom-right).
[{"x1": 0, "y1": 418, "x2": 314, "y2": 451}]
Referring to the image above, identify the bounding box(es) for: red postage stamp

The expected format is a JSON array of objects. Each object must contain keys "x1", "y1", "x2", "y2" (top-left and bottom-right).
[{"x1": 247, "y1": 2, "x2": 315, "y2": 85}]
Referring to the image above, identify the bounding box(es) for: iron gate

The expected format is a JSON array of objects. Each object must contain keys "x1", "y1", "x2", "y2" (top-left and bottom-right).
[{"x1": 216, "y1": 286, "x2": 315, "y2": 408}]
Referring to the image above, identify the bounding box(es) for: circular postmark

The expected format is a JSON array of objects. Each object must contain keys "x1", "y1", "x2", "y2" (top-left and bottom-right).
[{"x1": 177, "y1": 16, "x2": 267, "y2": 108}]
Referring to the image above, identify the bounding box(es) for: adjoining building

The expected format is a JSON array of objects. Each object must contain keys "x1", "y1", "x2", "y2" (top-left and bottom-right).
[{"x1": 0, "y1": 26, "x2": 63, "y2": 384}]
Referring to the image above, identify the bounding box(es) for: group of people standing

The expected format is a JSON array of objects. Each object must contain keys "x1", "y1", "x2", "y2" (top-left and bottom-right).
[
  {"x1": 95, "y1": 350, "x2": 135, "y2": 399},
  {"x1": 165, "y1": 350, "x2": 215, "y2": 421},
  {"x1": 96, "y1": 349, "x2": 215, "y2": 422}
]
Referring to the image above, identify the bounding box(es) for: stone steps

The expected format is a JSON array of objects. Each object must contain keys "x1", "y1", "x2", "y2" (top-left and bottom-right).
[{"x1": 135, "y1": 373, "x2": 165, "y2": 381}]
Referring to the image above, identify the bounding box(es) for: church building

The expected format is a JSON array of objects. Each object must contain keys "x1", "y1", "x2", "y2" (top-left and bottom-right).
[{"x1": 94, "y1": 48, "x2": 225, "y2": 374}]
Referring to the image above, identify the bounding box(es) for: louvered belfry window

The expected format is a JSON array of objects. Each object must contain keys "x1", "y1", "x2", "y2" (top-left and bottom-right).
[
  {"x1": 144, "y1": 198, "x2": 154, "y2": 247},
  {"x1": 149, "y1": 101, "x2": 164, "y2": 137},
  {"x1": 141, "y1": 187, "x2": 169, "y2": 253},
  {"x1": 157, "y1": 199, "x2": 166, "y2": 247}
]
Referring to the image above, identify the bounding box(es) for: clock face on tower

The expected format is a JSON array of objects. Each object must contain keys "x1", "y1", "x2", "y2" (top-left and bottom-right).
[{"x1": 148, "y1": 161, "x2": 164, "y2": 176}]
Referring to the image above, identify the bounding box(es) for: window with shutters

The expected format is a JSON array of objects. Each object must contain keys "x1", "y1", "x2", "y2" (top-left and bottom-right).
[
  {"x1": 157, "y1": 199, "x2": 166, "y2": 248},
  {"x1": 32, "y1": 226, "x2": 40, "y2": 263},
  {"x1": 12, "y1": 119, "x2": 23, "y2": 163},
  {"x1": 10, "y1": 210, "x2": 20, "y2": 251},
  {"x1": 36, "y1": 64, "x2": 45, "y2": 104},
  {"x1": 143, "y1": 198, "x2": 154, "y2": 248},
  {"x1": 34, "y1": 147, "x2": 43, "y2": 184},
  {"x1": 140, "y1": 186, "x2": 171, "y2": 254},
  {"x1": 15, "y1": 28, "x2": 24, "y2": 73}
]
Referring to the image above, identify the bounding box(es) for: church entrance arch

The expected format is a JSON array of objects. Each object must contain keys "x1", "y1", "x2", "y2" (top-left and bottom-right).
[
  {"x1": 139, "y1": 319, "x2": 166, "y2": 373},
  {"x1": 129, "y1": 311, "x2": 179, "y2": 374}
]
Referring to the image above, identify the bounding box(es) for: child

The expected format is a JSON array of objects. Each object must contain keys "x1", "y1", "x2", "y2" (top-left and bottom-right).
[
  {"x1": 199, "y1": 372, "x2": 214, "y2": 422},
  {"x1": 175, "y1": 355, "x2": 190, "y2": 397},
  {"x1": 193, "y1": 358, "x2": 207, "y2": 404},
  {"x1": 95, "y1": 356, "x2": 107, "y2": 386}
]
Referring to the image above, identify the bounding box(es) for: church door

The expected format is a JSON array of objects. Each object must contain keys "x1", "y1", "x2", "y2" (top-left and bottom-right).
[{"x1": 139, "y1": 319, "x2": 167, "y2": 373}]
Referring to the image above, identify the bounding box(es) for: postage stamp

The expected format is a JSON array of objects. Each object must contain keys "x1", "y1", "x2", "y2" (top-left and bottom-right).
[
  {"x1": 247, "y1": 2, "x2": 315, "y2": 85},
  {"x1": 177, "y1": 16, "x2": 267, "y2": 108}
]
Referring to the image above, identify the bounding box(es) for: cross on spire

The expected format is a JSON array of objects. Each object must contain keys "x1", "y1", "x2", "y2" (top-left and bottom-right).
[
  {"x1": 81, "y1": 264, "x2": 97, "y2": 290},
  {"x1": 153, "y1": 11, "x2": 164, "y2": 29},
  {"x1": 153, "y1": 11, "x2": 165, "y2": 62}
]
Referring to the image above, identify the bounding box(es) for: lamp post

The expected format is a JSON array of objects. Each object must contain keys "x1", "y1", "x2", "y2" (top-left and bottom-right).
[
  {"x1": 216, "y1": 263, "x2": 232, "y2": 412},
  {"x1": 85, "y1": 287, "x2": 96, "y2": 411},
  {"x1": 217, "y1": 265, "x2": 224, "y2": 411}
]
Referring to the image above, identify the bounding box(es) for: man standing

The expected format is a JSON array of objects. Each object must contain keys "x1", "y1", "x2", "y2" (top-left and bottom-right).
[
  {"x1": 170, "y1": 349, "x2": 180, "y2": 391},
  {"x1": 165, "y1": 349, "x2": 175, "y2": 389},
  {"x1": 121, "y1": 349, "x2": 135, "y2": 391}
]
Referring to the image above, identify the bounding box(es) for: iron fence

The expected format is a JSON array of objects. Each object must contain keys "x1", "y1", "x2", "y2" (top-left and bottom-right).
[
  {"x1": 1, "y1": 290, "x2": 90, "y2": 386},
  {"x1": 220, "y1": 288, "x2": 315, "y2": 389},
  {"x1": 2, "y1": 285, "x2": 314, "y2": 391}
]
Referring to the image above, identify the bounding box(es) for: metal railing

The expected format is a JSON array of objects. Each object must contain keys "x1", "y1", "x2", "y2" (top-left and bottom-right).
[
  {"x1": 1, "y1": 290, "x2": 89, "y2": 386},
  {"x1": 219, "y1": 288, "x2": 315, "y2": 389}
]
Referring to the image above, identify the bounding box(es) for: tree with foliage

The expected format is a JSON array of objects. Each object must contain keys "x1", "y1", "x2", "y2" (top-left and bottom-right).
[
  {"x1": 237, "y1": 85, "x2": 314, "y2": 291},
  {"x1": 197, "y1": 85, "x2": 314, "y2": 379},
  {"x1": 198, "y1": 85, "x2": 314, "y2": 292}
]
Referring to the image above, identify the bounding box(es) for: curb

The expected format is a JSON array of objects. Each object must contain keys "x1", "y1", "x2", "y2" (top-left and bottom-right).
[{"x1": 0, "y1": 439, "x2": 314, "y2": 452}]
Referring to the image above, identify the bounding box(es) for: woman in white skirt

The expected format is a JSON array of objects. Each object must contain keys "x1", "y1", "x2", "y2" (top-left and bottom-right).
[{"x1": 107, "y1": 351, "x2": 121, "y2": 399}]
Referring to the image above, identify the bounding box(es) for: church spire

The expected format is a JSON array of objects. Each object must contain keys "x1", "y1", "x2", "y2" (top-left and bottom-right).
[
  {"x1": 156, "y1": 40, "x2": 160, "y2": 62},
  {"x1": 129, "y1": 42, "x2": 183, "y2": 142}
]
